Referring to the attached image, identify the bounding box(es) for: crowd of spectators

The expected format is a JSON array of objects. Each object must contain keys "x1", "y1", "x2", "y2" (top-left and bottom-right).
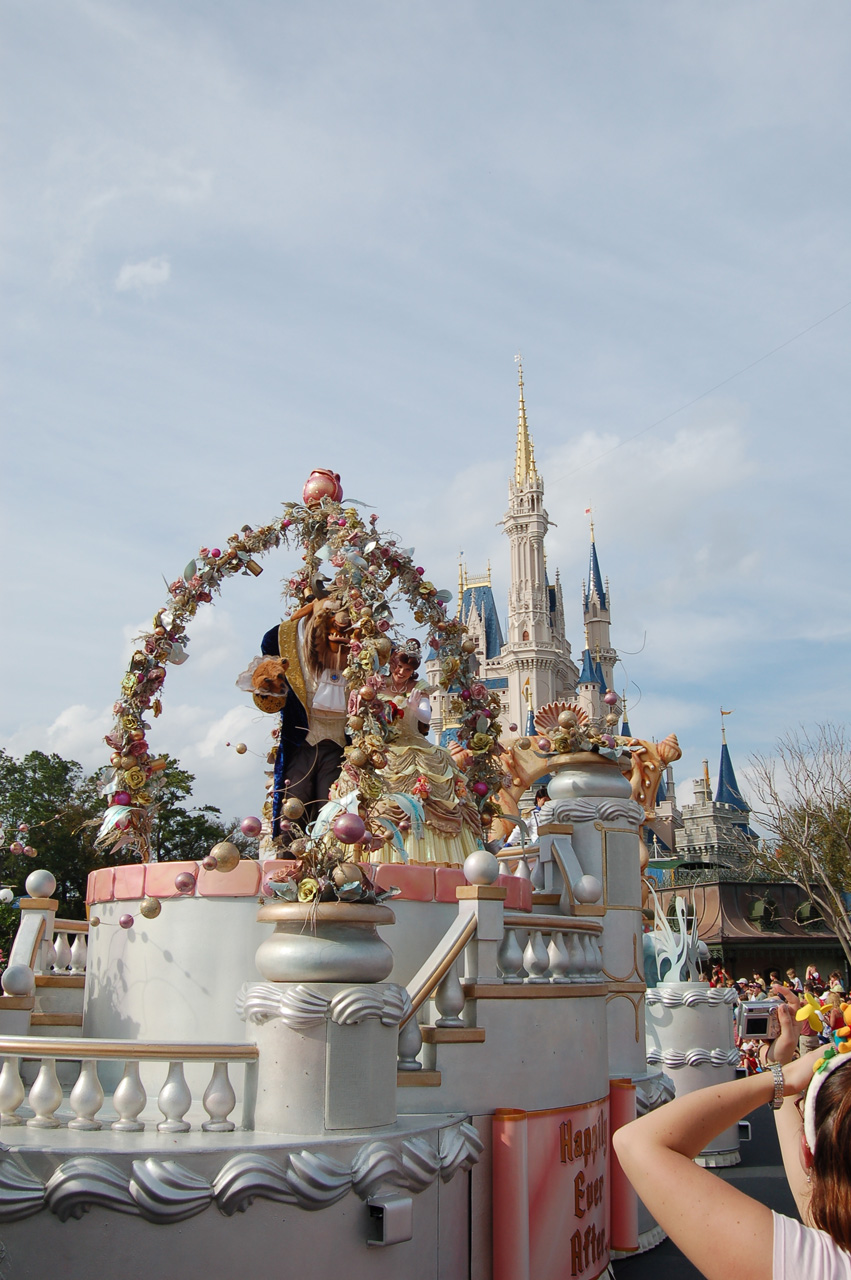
[{"x1": 708, "y1": 962, "x2": 850, "y2": 1071}]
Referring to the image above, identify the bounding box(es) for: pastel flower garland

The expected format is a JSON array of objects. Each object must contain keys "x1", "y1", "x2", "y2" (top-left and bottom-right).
[{"x1": 99, "y1": 489, "x2": 505, "y2": 862}]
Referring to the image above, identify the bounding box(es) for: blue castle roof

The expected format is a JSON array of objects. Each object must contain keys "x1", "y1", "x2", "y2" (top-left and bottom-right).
[
  {"x1": 716, "y1": 741, "x2": 748, "y2": 812},
  {"x1": 578, "y1": 648, "x2": 598, "y2": 684},
  {"x1": 462, "y1": 584, "x2": 504, "y2": 661},
  {"x1": 588, "y1": 539, "x2": 607, "y2": 609}
]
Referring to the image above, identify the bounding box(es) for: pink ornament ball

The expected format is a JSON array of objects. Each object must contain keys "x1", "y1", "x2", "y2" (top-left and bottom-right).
[
  {"x1": 282, "y1": 518, "x2": 292, "y2": 529},
  {"x1": 536, "y1": 737, "x2": 552, "y2": 752},
  {"x1": 24, "y1": 846, "x2": 37, "y2": 858},
  {"x1": 202, "y1": 856, "x2": 217, "y2": 870},
  {"x1": 112, "y1": 791, "x2": 132, "y2": 807},
  {"x1": 604, "y1": 690, "x2": 618, "y2": 706},
  {"x1": 415, "y1": 566, "x2": 425, "y2": 576},
  {"x1": 240, "y1": 815, "x2": 263, "y2": 838},
  {"x1": 601, "y1": 734, "x2": 616, "y2": 748},
  {"x1": 210, "y1": 548, "x2": 221, "y2": 558},
  {"x1": 174, "y1": 872, "x2": 197, "y2": 895},
  {"x1": 8, "y1": 842, "x2": 23, "y2": 856},
  {"x1": 332, "y1": 813, "x2": 367, "y2": 845},
  {"x1": 119, "y1": 914, "x2": 134, "y2": 930},
  {"x1": 508, "y1": 723, "x2": 518, "y2": 732},
  {"x1": 472, "y1": 781, "x2": 489, "y2": 797},
  {"x1": 460, "y1": 689, "x2": 472, "y2": 701}
]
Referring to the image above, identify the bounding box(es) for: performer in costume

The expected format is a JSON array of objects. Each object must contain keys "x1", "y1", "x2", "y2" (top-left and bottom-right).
[
  {"x1": 239, "y1": 594, "x2": 351, "y2": 839},
  {"x1": 332, "y1": 640, "x2": 483, "y2": 866}
]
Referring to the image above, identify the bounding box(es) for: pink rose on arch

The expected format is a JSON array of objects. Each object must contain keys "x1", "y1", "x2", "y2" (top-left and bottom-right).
[
  {"x1": 469, "y1": 683, "x2": 487, "y2": 701},
  {"x1": 168, "y1": 579, "x2": 184, "y2": 596}
]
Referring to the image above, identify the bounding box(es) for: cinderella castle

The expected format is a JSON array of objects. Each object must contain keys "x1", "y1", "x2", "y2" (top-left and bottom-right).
[{"x1": 425, "y1": 363, "x2": 621, "y2": 742}]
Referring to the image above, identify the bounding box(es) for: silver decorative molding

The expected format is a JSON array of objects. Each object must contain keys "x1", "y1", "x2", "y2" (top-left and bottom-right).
[
  {"x1": 0, "y1": 1120, "x2": 482, "y2": 1224},
  {"x1": 237, "y1": 983, "x2": 328, "y2": 1030},
  {"x1": 130, "y1": 1159, "x2": 215, "y2": 1221},
  {"x1": 551, "y1": 797, "x2": 643, "y2": 827},
  {"x1": 634, "y1": 1071, "x2": 676, "y2": 1117},
  {"x1": 329, "y1": 985, "x2": 411, "y2": 1028},
  {"x1": 646, "y1": 985, "x2": 738, "y2": 1008},
  {"x1": 237, "y1": 983, "x2": 410, "y2": 1031},
  {"x1": 646, "y1": 1047, "x2": 741, "y2": 1069},
  {"x1": 45, "y1": 1157, "x2": 136, "y2": 1221}
]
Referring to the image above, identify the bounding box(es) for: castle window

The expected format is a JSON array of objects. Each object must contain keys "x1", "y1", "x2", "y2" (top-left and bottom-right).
[
  {"x1": 522, "y1": 630, "x2": 529, "y2": 641},
  {"x1": 592, "y1": 604, "x2": 598, "y2": 618}
]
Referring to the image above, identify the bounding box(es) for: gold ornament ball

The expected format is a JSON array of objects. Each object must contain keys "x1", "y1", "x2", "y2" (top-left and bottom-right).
[
  {"x1": 209, "y1": 841, "x2": 241, "y2": 873},
  {"x1": 282, "y1": 797, "x2": 305, "y2": 821},
  {"x1": 516, "y1": 737, "x2": 531, "y2": 751},
  {"x1": 89, "y1": 917, "x2": 100, "y2": 928},
  {"x1": 605, "y1": 713, "x2": 619, "y2": 726},
  {"x1": 235, "y1": 743, "x2": 248, "y2": 755},
  {"x1": 349, "y1": 715, "x2": 364, "y2": 731},
  {"x1": 139, "y1": 895, "x2": 162, "y2": 919},
  {"x1": 461, "y1": 639, "x2": 477, "y2": 654},
  {"x1": 348, "y1": 748, "x2": 368, "y2": 769},
  {"x1": 557, "y1": 710, "x2": 578, "y2": 729}
]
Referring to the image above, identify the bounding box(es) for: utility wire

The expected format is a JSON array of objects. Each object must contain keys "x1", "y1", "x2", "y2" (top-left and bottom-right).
[{"x1": 553, "y1": 295, "x2": 851, "y2": 481}]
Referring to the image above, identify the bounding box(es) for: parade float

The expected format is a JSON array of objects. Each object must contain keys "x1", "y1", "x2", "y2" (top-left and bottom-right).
[{"x1": 0, "y1": 468, "x2": 726, "y2": 1280}]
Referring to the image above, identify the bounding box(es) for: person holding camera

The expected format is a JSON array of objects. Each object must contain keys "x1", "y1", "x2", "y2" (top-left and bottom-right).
[{"x1": 614, "y1": 998, "x2": 851, "y2": 1277}]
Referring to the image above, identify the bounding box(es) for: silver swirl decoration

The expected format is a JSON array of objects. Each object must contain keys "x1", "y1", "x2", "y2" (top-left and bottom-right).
[
  {"x1": 646, "y1": 1047, "x2": 741, "y2": 1069},
  {"x1": 0, "y1": 1121, "x2": 482, "y2": 1224},
  {"x1": 129, "y1": 1159, "x2": 214, "y2": 1222},
  {"x1": 238, "y1": 983, "x2": 411, "y2": 1030},
  {"x1": 329, "y1": 985, "x2": 411, "y2": 1028},
  {"x1": 45, "y1": 1157, "x2": 136, "y2": 1222},
  {"x1": 551, "y1": 797, "x2": 644, "y2": 828},
  {"x1": 0, "y1": 1158, "x2": 45, "y2": 1221},
  {"x1": 237, "y1": 982, "x2": 329, "y2": 1029},
  {"x1": 645, "y1": 986, "x2": 738, "y2": 1008}
]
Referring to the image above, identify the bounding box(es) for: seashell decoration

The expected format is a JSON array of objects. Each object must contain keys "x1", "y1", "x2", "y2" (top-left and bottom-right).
[{"x1": 533, "y1": 702, "x2": 589, "y2": 735}]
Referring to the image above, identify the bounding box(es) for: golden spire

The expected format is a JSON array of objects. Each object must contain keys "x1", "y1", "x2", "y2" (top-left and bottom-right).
[
  {"x1": 720, "y1": 706, "x2": 733, "y2": 745},
  {"x1": 514, "y1": 355, "x2": 537, "y2": 486}
]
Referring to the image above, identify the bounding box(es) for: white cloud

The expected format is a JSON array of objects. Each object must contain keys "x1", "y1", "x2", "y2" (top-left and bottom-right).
[{"x1": 115, "y1": 255, "x2": 171, "y2": 296}]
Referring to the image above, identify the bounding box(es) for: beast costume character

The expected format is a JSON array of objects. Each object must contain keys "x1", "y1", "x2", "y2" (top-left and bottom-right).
[{"x1": 255, "y1": 600, "x2": 349, "y2": 838}]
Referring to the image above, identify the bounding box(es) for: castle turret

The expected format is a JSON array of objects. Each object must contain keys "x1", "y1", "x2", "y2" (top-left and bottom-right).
[
  {"x1": 501, "y1": 360, "x2": 576, "y2": 727},
  {"x1": 582, "y1": 522, "x2": 618, "y2": 699}
]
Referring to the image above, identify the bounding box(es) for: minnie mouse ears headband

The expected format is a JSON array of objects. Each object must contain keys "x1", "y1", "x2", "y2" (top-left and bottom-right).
[{"x1": 804, "y1": 1046, "x2": 851, "y2": 1152}]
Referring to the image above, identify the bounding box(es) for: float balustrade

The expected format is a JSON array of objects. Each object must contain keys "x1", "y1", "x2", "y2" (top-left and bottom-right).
[{"x1": 0, "y1": 1038, "x2": 257, "y2": 1133}]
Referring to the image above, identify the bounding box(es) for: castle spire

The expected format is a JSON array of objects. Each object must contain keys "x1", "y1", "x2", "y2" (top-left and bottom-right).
[
  {"x1": 514, "y1": 356, "x2": 537, "y2": 486},
  {"x1": 587, "y1": 522, "x2": 607, "y2": 609}
]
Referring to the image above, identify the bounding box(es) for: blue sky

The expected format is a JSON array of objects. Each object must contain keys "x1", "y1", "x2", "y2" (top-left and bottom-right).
[{"x1": 3, "y1": 1, "x2": 850, "y2": 825}]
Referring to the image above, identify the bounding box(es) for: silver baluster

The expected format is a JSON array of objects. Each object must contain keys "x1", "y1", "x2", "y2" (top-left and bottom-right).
[
  {"x1": 0, "y1": 1057, "x2": 25, "y2": 1125},
  {"x1": 27, "y1": 1059, "x2": 63, "y2": 1128},
  {"x1": 589, "y1": 934, "x2": 603, "y2": 978},
  {"x1": 434, "y1": 960, "x2": 465, "y2": 1027},
  {"x1": 53, "y1": 933, "x2": 72, "y2": 972},
  {"x1": 157, "y1": 1061, "x2": 192, "y2": 1133},
  {"x1": 112, "y1": 1061, "x2": 146, "y2": 1132},
  {"x1": 42, "y1": 937, "x2": 57, "y2": 974},
  {"x1": 566, "y1": 931, "x2": 585, "y2": 981},
  {"x1": 497, "y1": 927, "x2": 524, "y2": 982},
  {"x1": 514, "y1": 856, "x2": 532, "y2": 882},
  {"x1": 523, "y1": 930, "x2": 550, "y2": 982},
  {"x1": 70, "y1": 934, "x2": 88, "y2": 974},
  {"x1": 69, "y1": 1060, "x2": 104, "y2": 1130},
  {"x1": 549, "y1": 932, "x2": 571, "y2": 983},
  {"x1": 397, "y1": 1015, "x2": 424, "y2": 1071},
  {"x1": 202, "y1": 1062, "x2": 236, "y2": 1132},
  {"x1": 530, "y1": 857, "x2": 545, "y2": 891},
  {"x1": 581, "y1": 933, "x2": 597, "y2": 979}
]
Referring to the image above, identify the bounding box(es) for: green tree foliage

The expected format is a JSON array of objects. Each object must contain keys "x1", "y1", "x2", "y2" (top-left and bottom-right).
[
  {"x1": 749, "y1": 724, "x2": 851, "y2": 967},
  {"x1": 0, "y1": 750, "x2": 251, "y2": 926}
]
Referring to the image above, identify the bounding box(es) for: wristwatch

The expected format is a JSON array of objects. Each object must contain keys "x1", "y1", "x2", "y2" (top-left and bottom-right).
[{"x1": 768, "y1": 1062, "x2": 785, "y2": 1110}]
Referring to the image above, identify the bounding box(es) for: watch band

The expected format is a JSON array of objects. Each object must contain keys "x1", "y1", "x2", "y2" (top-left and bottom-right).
[{"x1": 768, "y1": 1062, "x2": 785, "y2": 1110}]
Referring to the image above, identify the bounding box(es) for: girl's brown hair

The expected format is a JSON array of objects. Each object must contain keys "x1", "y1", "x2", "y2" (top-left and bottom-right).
[{"x1": 811, "y1": 1065, "x2": 851, "y2": 1251}]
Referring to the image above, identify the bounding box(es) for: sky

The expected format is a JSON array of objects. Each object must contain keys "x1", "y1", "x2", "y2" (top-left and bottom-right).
[{"x1": 2, "y1": 0, "x2": 850, "y2": 831}]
